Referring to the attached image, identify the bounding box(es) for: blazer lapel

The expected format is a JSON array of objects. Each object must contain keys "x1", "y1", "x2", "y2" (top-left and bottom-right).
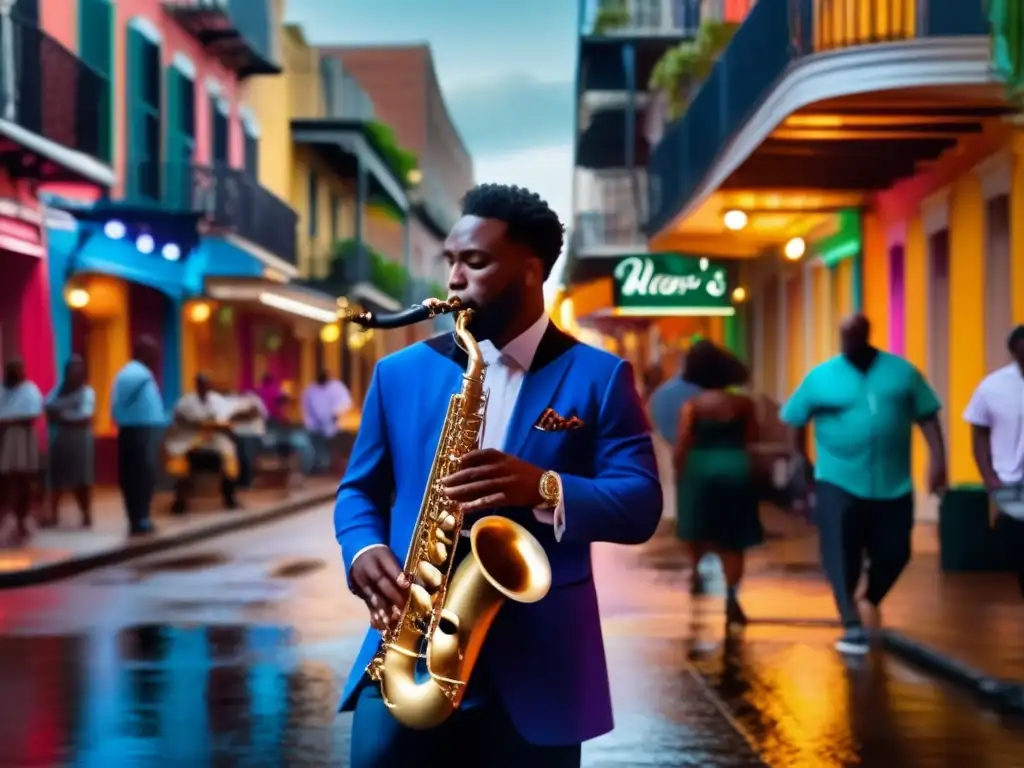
[{"x1": 503, "y1": 324, "x2": 578, "y2": 457}]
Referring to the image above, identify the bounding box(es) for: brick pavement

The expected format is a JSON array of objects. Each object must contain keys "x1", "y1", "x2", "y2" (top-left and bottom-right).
[{"x1": 0, "y1": 479, "x2": 338, "y2": 587}]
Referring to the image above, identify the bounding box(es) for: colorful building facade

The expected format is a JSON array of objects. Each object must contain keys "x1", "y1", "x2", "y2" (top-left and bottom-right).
[{"x1": 643, "y1": 0, "x2": 1011, "y2": 502}]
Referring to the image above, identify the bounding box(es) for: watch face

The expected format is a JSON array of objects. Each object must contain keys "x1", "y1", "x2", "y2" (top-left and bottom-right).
[{"x1": 541, "y1": 473, "x2": 558, "y2": 499}]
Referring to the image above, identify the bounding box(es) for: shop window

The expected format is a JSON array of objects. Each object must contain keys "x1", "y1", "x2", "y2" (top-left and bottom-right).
[
  {"x1": 127, "y1": 23, "x2": 162, "y2": 200},
  {"x1": 165, "y1": 64, "x2": 195, "y2": 206},
  {"x1": 78, "y1": 0, "x2": 113, "y2": 163},
  {"x1": 330, "y1": 193, "x2": 340, "y2": 243},
  {"x1": 888, "y1": 245, "x2": 905, "y2": 356},
  {"x1": 927, "y1": 230, "x2": 950, "y2": 443}
]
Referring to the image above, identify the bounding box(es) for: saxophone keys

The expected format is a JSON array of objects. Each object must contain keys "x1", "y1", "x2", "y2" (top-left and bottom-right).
[
  {"x1": 437, "y1": 513, "x2": 457, "y2": 532},
  {"x1": 416, "y1": 560, "x2": 443, "y2": 590},
  {"x1": 409, "y1": 584, "x2": 434, "y2": 616},
  {"x1": 427, "y1": 540, "x2": 448, "y2": 565}
]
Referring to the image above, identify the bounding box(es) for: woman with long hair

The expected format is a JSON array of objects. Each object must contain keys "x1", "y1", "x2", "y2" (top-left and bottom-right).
[
  {"x1": 44, "y1": 355, "x2": 96, "y2": 527},
  {"x1": 0, "y1": 359, "x2": 44, "y2": 542},
  {"x1": 674, "y1": 341, "x2": 763, "y2": 628}
]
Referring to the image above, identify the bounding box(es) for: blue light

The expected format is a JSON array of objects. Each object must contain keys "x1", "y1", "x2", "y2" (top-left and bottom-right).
[
  {"x1": 103, "y1": 220, "x2": 126, "y2": 239},
  {"x1": 161, "y1": 243, "x2": 181, "y2": 261},
  {"x1": 136, "y1": 234, "x2": 155, "y2": 254}
]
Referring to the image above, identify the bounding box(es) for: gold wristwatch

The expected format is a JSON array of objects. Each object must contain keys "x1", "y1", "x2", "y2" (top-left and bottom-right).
[{"x1": 538, "y1": 470, "x2": 562, "y2": 509}]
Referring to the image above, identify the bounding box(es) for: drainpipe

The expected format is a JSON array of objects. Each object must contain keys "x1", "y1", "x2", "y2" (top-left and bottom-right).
[{"x1": 0, "y1": 0, "x2": 16, "y2": 122}]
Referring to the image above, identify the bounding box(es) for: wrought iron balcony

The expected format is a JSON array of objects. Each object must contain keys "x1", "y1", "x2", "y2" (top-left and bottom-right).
[
  {"x1": 646, "y1": 0, "x2": 990, "y2": 236},
  {"x1": 150, "y1": 162, "x2": 298, "y2": 266},
  {"x1": 0, "y1": 13, "x2": 112, "y2": 178},
  {"x1": 163, "y1": 0, "x2": 279, "y2": 77}
]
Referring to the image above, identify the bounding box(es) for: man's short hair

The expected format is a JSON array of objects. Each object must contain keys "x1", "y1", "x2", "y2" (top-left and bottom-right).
[
  {"x1": 1007, "y1": 325, "x2": 1024, "y2": 351},
  {"x1": 461, "y1": 183, "x2": 564, "y2": 278}
]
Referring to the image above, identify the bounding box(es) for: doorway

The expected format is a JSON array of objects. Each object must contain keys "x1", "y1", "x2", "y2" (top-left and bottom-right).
[{"x1": 985, "y1": 194, "x2": 1012, "y2": 373}]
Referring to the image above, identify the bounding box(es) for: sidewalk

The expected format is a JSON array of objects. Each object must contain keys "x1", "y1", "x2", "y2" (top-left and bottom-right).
[
  {"x1": 621, "y1": 506, "x2": 1024, "y2": 711},
  {"x1": 0, "y1": 479, "x2": 337, "y2": 588}
]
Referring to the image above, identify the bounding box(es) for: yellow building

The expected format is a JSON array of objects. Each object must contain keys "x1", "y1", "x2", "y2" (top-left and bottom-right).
[{"x1": 242, "y1": 14, "x2": 420, "y2": 406}]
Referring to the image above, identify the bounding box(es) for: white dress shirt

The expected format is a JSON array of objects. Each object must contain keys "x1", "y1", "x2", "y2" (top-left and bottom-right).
[
  {"x1": 349, "y1": 312, "x2": 566, "y2": 572},
  {"x1": 963, "y1": 363, "x2": 1024, "y2": 483}
]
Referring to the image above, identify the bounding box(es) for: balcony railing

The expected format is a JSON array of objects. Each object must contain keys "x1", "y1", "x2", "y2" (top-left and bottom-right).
[
  {"x1": 584, "y1": 0, "x2": 702, "y2": 37},
  {"x1": 163, "y1": 0, "x2": 278, "y2": 76},
  {"x1": 646, "y1": 0, "x2": 989, "y2": 235},
  {"x1": 575, "y1": 211, "x2": 649, "y2": 252},
  {"x1": 157, "y1": 162, "x2": 298, "y2": 266},
  {"x1": 0, "y1": 14, "x2": 111, "y2": 167}
]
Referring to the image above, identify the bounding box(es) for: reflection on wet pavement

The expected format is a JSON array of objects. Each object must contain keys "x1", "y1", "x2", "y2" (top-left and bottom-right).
[{"x1": 0, "y1": 506, "x2": 1023, "y2": 766}]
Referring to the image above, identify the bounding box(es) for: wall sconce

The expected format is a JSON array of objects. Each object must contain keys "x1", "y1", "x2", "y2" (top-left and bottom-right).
[
  {"x1": 320, "y1": 323, "x2": 341, "y2": 344},
  {"x1": 188, "y1": 301, "x2": 212, "y2": 323},
  {"x1": 65, "y1": 286, "x2": 90, "y2": 309},
  {"x1": 723, "y1": 210, "x2": 748, "y2": 231},
  {"x1": 732, "y1": 286, "x2": 747, "y2": 303},
  {"x1": 784, "y1": 237, "x2": 806, "y2": 261}
]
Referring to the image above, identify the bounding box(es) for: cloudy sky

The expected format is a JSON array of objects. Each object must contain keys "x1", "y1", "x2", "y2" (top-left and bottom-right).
[{"x1": 284, "y1": 0, "x2": 580, "y2": 287}]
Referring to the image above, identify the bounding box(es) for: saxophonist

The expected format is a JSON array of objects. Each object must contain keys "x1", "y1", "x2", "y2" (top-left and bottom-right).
[{"x1": 336, "y1": 184, "x2": 663, "y2": 767}]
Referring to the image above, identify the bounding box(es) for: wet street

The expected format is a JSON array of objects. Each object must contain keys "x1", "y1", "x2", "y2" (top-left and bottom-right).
[{"x1": 1, "y1": 504, "x2": 1023, "y2": 766}]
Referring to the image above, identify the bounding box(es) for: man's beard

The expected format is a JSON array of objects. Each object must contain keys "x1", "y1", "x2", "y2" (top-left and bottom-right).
[{"x1": 462, "y1": 281, "x2": 525, "y2": 342}]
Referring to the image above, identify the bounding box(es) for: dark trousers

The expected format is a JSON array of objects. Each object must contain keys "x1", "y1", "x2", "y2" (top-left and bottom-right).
[
  {"x1": 172, "y1": 449, "x2": 237, "y2": 512},
  {"x1": 117, "y1": 426, "x2": 158, "y2": 530},
  {"x1": 815, "y1": 481, "x2": 915, "y2": 627},
  {"x1": 349, "y1": 682, "x2": 581, "y2": 768},
  {"x1": 995, "y1": 513, "x2": 1024, "y2": 598}
]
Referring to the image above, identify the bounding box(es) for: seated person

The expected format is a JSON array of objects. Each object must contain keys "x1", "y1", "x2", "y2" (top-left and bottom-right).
[
  {"x1": 165, "y1": 374, "x2": 240, "y2": 514},
  {"x1": 222, "y1": 387, "x2": 268, "y2": 488}
]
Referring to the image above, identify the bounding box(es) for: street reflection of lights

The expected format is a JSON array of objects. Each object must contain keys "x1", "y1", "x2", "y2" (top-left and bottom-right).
[
  {"x1": 103, "y1": 220, "x2": 126, "y2": 239},
  {"x1": 723, "y1": 209, "x2": 748, "y2": 231},
  {"x1": 136, "y1": 234, "x2": 155, "y2": 254},
  {"x1": 162, "y1": 243, "x2": 181, "y2": 261},
  {"x1": 784, "y1": 237, "x2": 806, "y2": 260},
  {"x1": 732, "y1": 286, "x2": 747, "y2": 302},
  {"x1": 66, "y1": 287, "x2": 90, "y2": 309}
]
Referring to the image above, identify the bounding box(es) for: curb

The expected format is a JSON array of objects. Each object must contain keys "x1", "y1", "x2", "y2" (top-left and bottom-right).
[
  {"x1": 0, "y1": 491, "x2": 335, "y2": 589},
  {"x1": 882, "y1": 630, "x2": 1024, "y2": 714}
]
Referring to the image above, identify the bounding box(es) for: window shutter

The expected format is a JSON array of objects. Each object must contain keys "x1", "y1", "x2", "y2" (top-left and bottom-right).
[
  {"x1": 126, "y1": 27, "x2": 146, "y2": 198},
  {"x1": 165, "y1": 67, "x2": 182, "y2": 206},
  {"x1": 79, "y1": 0, "x2": 113, "y2": 162}
]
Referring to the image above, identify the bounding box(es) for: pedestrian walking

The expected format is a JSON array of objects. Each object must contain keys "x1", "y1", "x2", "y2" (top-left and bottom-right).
[
  {"x1": 44, "y1": 354, "x2": 96, "y2": 528},
  {"x1": 0, "y1": 359, "x2": 43, "y2": 543},
  {"x1": 781, "y1": 313, "x2": 947, "y2": 655},
  {"x1": 111, "y1": 336, "x2": 165, "y2": 536},
  {"x1": 964, "y1": 324, "x2": 1024, "y2": 598}
]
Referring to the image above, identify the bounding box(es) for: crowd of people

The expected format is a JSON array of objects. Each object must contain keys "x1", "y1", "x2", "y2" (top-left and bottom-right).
[{"x1": 0, "y1": 336, "x2": 353, "y2": 544}]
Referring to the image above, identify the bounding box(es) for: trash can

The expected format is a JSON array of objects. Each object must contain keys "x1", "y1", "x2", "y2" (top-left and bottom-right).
[{"x1": 939, "y1": 484, "x2": 1014, "y2": 573}]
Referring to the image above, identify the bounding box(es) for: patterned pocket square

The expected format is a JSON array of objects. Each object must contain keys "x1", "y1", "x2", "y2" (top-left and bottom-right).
[{"x1": 533, "y1": 407, "x2": 585, "y2": 432}]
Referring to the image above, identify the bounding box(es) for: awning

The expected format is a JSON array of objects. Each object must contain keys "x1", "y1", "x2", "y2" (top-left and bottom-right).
[{"x1": 204, "y1": 277, "x2": 339, "y2": 324}]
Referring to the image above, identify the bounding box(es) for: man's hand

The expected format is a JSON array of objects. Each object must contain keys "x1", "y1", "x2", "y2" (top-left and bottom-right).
[
  {"x1": 928, "y1": 459, "x2": 948, "y2": 496},
  {"x1": 441, "y1": 448, "x2": 545, "y2": 513},
  {"x1": 350, "y1": 547, "x2": 410, "y2": 631}
]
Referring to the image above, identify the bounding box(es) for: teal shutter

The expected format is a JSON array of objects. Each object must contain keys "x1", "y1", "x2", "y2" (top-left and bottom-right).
[
  {"x1": 164, "y1": 67, "x2": 184, "y2": 207},
  {"x1": 78, "y1": 0, "x2": 113, "y2": 162},
  {"x1": 126, "y1": 27, "x2": 146, "y2": 199}
]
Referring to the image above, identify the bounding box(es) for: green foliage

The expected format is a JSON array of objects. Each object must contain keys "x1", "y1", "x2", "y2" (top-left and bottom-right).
[
  {"x1": 987, "y1": 0, "x2": 1024, "y2": 103},
  {"x1": 429, "y1": 281, "x2": 447, "y2": 299},
  {"x1": 365, "y1": 120, "x2": 419, "y2": 188},
  {"x1": 331, "y1": 238, "x2": 409, "y2": 301},
  {"x1": 592, "y1": 0, "x2": 629, "y2": 34},
  {"x1": 649, "y1": 20, "x2": 739, "y2": 119}
]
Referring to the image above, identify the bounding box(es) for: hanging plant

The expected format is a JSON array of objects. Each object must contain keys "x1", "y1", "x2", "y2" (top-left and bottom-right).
[
  {"x1": 986, "y1": 0, "x2": 1024, "y2": 103},
  {"x1": 649, "y1": 20, "x2": 739, "y2": 119},
  {"x1": 593, "y1": 0, "x2": 629, "y2": 35}
]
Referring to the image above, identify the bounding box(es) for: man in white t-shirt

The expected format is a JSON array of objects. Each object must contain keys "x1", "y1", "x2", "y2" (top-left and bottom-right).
[
  {"x1": 963, "y1": 325, "x2": 1024, "y2": 597},
  {"x1": 167, "y1": 374, "x2": 240, "y2": 514}
]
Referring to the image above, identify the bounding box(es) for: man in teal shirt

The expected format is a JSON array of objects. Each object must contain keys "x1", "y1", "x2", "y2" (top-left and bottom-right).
[{"x1": 781, "y1": 314, "x2": 946, "y2": 655}]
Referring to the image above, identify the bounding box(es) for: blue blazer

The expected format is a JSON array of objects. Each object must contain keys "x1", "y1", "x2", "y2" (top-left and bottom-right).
[{"x1": 334, "y1": 323, "x2": 662, "y2": 746}]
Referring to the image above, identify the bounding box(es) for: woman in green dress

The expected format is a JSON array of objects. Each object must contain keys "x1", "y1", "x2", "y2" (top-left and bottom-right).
[{"x1": 674, "y1": 341, "x2": 763, "y2": 627}]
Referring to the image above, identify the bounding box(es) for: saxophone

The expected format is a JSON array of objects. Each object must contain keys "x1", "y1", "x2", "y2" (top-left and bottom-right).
[{"x1": 344, "y1": 298, "x2": 553, "y2": 730}]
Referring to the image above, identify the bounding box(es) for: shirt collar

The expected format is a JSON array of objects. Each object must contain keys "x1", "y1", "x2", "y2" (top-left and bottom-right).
[{"x1": 479, "y1": 313, "x2": 550, "y2": 370}]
